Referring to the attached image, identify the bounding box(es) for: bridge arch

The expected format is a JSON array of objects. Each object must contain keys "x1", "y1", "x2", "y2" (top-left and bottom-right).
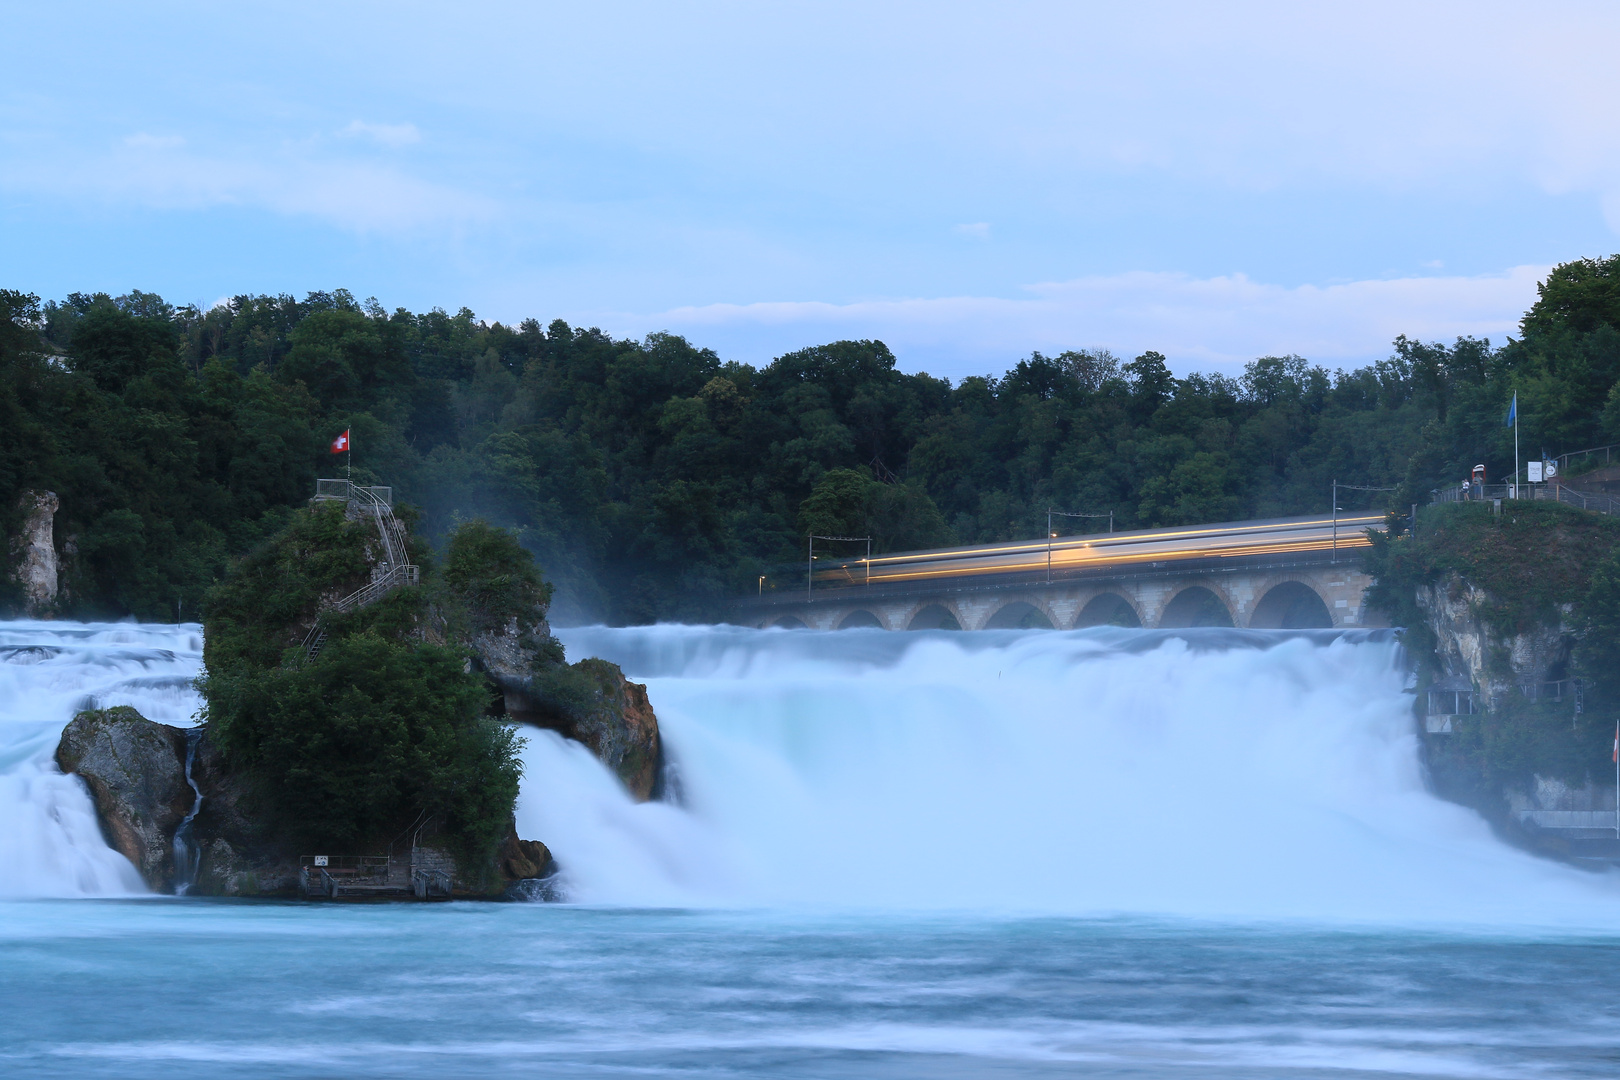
[
  {"x1": 907, "y1": 603, "x2": 963, "y2": 630},
  {"x1": 1074, "y1": 592, "x2": 1142, "y2": 628},
  {"x1": 1249, "y1": 579, "x2": 1333, "y2": 629},
  {"x1": 836, "y1": 609, "x2": 884, "y2": 630},
  {"x1": 984, "y1": 600, "x2": 1056, "y2": 630},
  {"x1": 1159, "y1": 585, "x2": 1234, "y2": 628},
  {"x1": 770, "y1": 615, "x2": 808, "y2": 629}
]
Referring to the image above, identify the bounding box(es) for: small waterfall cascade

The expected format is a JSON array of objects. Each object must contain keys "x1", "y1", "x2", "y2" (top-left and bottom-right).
[
  {"x1": 172, "y1": 729, "x2": 204, "y2": 895},
  {"x1": 0, "y1": 620, "x2": 202, "y2": 898}
]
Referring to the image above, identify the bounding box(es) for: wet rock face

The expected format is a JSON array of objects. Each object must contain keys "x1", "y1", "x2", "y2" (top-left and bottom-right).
[
  {"x1": 55, "y1": 707, "x2": 190, "y2": 891},
  {"x1": 1418, "y1": 572, "x2": 1573, "y2": 702},
  {"x1": 56, "y1": 706, "x2": 559, "y2": 898},
  {"x1": 9, "y1": 490, "x2": 60, "y2": 614},
  {"x1": 499, "y1": 833, "x2": 554, "y2": 881},
  {"x1": 470, "y1": 615, "x2": 663, "y2": 803},
  {"x1": 560, "y1": 659, "x2": 662, "y2": 802}
]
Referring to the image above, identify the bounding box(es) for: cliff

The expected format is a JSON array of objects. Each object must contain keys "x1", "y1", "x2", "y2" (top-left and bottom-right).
[
  {"x1": 8, "y1": 490, "x2": 60, "y2": 615},
  {"x1": 1365, "y1": 500, "x2": 1620, "y2": 860},
  {"x1": 1415, "y1": 572, "x2": 1575, "y2": 706}
]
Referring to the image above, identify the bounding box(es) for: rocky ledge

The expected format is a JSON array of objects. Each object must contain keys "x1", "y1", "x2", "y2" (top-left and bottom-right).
[
  {"x1": 473, "y1": 618, "x2": 663, "y2": 802},
  {"x1": 56, "y1": 706, "x2": 557, "y2": 898}
]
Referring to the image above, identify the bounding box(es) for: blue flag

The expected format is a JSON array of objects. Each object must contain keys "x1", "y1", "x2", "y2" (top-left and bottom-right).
[{"x1": 1505, "y1": 393, "x2": 1517, "y2": 428}]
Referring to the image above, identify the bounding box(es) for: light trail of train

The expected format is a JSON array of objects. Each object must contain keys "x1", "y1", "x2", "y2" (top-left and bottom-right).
[{"x1": 811, "y1": 512, "x2": 1387, "y2": 589}]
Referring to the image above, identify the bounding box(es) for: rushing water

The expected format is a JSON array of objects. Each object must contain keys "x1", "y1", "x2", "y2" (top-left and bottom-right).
[{"x1": 4, "y1": 619, "x2": 1620, "y2": 1078}]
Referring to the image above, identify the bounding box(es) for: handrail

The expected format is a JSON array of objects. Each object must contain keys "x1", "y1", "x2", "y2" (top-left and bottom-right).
[
  {"x1": 296, "y1": 481, "x2": 420, "y2": 663},
  {"x1": 1432, "y1": 482, "x2": 1620, "y2": 515},
  {"x1": 1557, "y1": 443, "x2": 1620, "y2": 473}
]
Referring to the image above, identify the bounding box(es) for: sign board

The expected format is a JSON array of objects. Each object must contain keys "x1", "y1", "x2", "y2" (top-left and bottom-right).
[
  {"x1": 313, "y1": 855, "x2": 328, "y2": 867},
  {"x1": 1528, "y1": 461, "x2": 1543, "y2": 482},
  {"x1": 1546, "y1": 461, "x2": 1558, "y2": 479}
]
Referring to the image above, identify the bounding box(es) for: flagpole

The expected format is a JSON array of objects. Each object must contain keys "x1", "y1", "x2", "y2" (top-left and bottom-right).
[{"x1": 1514, "y1": 395, "x2": 1519, "y2": 501}]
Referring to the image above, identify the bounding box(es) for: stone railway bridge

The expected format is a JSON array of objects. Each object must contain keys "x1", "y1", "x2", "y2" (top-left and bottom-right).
[{"x1": 736, "y1": 515, "x2": 1387, "y2": 633}]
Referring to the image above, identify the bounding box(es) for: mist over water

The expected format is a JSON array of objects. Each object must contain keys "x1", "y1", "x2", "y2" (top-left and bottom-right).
[
  {"x1": 543, "y1": 624, "x2": 1620, "y2": 926},
  {"x1": 4, "y1": 617, "x2": 1618, "y2": 928},
  {"x1": 7, "y1": 619, "x2": 1620, "y2": 1078}
]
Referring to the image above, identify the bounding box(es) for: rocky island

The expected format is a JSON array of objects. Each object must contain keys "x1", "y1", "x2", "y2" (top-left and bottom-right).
[{"x1": 54, "y1": 488, "x2": 661, "y2": 898}]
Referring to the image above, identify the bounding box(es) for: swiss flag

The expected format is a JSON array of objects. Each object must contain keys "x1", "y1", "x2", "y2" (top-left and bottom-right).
[{"x1": 331, "y1": 429, "x2": 350, "y2": 454}]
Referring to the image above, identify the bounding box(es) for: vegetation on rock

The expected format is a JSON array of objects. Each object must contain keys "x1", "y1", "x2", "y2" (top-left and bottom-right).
[
  {"x1": 201, "y1": 506, "x2": 524, "y2": 871},
  {"x1": 1364, "y1": 501, "x2": 1620, "y2": 803}
]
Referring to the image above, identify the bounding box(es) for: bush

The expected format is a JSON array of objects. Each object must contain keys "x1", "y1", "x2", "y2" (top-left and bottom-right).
[
  {"x1": 208, "y1": 633, "x2": 518, "y2": 859},
  {"x1": 441, "y1": 519, "x2": 552, "y2": 635},
  {"x1": 202, "y1": 504, "x2": 526, "y2": 869}
]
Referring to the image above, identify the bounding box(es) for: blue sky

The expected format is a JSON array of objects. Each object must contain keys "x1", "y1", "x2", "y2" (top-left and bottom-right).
[{"x1": 4, "y1": 1, "x2": 1619, "y2": 379}]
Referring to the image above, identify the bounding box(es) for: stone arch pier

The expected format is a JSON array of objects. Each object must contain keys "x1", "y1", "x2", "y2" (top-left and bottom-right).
[{"x1": 753, "y1": 566, "x2": 1380, "y2": 632}]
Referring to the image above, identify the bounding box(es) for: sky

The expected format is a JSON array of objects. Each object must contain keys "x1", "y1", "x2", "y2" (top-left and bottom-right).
[{"x1": 4, "y1": 1, "x2": 1620, "y2": 380}]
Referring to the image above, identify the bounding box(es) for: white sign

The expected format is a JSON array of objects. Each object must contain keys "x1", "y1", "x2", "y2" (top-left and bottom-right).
[
  {"x1": 313, "y1": 855, "x2": 328, "y2": 867},
  {"x1": 1546, "y1": 461, "x2": 1558, "y2": 479},
  {"x1": 1528, "y1": 461, "x2": 1543, "y2": 482}
]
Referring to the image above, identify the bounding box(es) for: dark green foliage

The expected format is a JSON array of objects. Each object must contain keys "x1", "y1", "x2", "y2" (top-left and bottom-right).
[
  {"x1": 201, "y1": 502, "x2": 377, "y2": 671},
  {"x1": 202, "y1": 506, "x2": 523, "y2": 867},
  {"x1": 1432, "y1": 701, "x2": 1614, "y2": 808},
  {"x1": 206, "y1": 633, "x2": 516, "y2": 858},
  {"x1": 442, "y1": 519, "x2": 553, "y2": 636},
  {"x1": 799, "y1": 468, "x2": 953, "y2": 552},
  {"x1": 11, "y1": 256, "x2": 1620, "y2": 622},
  {"x1": 1366, "y1": 502, "x2": 1620, "y2": 642}
]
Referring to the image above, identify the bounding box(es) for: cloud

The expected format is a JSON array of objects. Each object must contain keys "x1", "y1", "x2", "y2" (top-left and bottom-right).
[
  {"x1": 954, "y1": 222, "x2": 990, "y2": 240},
  {"x1": 340, "y1": 120, "x2": 422, "y2": 148},
  {"x1": 623, "y1": 266, "x2": 1546, "y2": 378},
  {"x1": 0, "y1": 129, "x2": 492, "y2": 233}
]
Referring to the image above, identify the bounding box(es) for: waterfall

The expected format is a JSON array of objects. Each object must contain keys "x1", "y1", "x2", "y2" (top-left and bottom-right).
[
  {"x1": 172, "y1": 729, "x2": 205, "y2": 895},
  {"x1": 526, "y1": 624, "x2": 1620, "y2": 926},
  {"x1": 0, "y1": 620, "x2": 202, "y2": 898},
  {"x1": 6, "y1": 617, "x2": 1620, "y2": 927}
]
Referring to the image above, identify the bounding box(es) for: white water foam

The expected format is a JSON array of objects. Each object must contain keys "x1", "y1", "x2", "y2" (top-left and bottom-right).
[
  {"x1": 0, "y1": 621, "x2": 203, "y2": 897},
  {"x1": 7, "y1": 618, "x2": 1620, "y2": 926},
  {"x1": 531, "y1": 624, "x2": 1620, "y2": 926}
]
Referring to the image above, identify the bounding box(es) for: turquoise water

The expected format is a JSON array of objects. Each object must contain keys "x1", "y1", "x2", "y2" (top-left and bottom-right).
[
  {"x1": 7, "y1": 620, "x2": 1620, "y2": 1077},
  {"x1": 4, "y1": 900, "x2": 1619, "y2": 1079}
]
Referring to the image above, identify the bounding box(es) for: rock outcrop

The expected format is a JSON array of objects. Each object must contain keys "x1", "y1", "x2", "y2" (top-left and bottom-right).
[
  {"x1": 1417, "y1": 571, "x2": 1574, "y2": 703},
  {"x1": 54, "y1": 707, "x2": 192, "y2": 891},
  {"x1": 469, "y1": 616, "x2": 663, "y2": 802},
  {"x1": 498, "y1": 832, "x2": 554, "y2": 881},
  {"x1": 9, "y1": 490, "x2": 60, "y2": 615},
  {"x1": 55, "y1": 707, "x2": 557, "y2": 898}
]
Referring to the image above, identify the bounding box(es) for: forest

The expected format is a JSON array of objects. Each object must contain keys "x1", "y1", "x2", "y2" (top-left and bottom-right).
[{"x1": 4, "y1": 256, "x2": 1620, "y2": 623}]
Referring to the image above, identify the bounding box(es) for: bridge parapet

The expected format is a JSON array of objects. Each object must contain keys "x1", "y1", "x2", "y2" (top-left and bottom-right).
[{"x1": 740, "y1": 513, "x2": 1386, "y2": 632}]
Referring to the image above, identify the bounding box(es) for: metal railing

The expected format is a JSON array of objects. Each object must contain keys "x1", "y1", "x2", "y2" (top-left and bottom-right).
[
  {"x1": 411, "y1": 869, "x2": 453, "y2": 899},
  {"x1": 1557, "y1": 443, "x2": 1620, "y2": 475},
  {"x1": 298, "y1": 855, "x2": 389, "y2": 898},
  {"x1": 298, "y1": 481, "x2": 420, "y2": 663},
  {"x1": 315, "y1": 479, "x2": 392, "y2": 506},
  {"x1": 1433, "y1": 482, "x2": 1620, "y2": 515}
]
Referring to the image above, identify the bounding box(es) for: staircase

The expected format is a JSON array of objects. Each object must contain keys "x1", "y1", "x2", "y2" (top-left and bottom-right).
[{"x1": 297, "y1": 481, "x2": 421, "y2": 664}]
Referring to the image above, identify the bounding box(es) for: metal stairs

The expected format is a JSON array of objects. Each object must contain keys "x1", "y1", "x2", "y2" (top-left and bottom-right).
[{"x1": 297, "y1": 480, "x2": 421, "y2": 664}]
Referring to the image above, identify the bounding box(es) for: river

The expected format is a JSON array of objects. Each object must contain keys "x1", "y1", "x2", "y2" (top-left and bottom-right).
[{"x1": 2, "y1": 619, "x2": 1618, "y2": 1078}]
